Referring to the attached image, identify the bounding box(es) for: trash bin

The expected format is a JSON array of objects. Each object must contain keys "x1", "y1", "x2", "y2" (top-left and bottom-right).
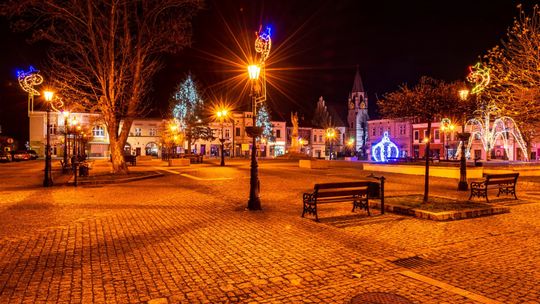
[
  {"x1": 367, "y1": 182, "x2": 380, "y2": 198},
  {"x1": 79, "y1": 163, "x2": 89, "y2": 177}
]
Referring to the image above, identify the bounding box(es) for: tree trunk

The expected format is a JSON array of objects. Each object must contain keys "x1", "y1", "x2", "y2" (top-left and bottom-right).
[
  {"x1": 110, "y1": 134, "x2": 128, "y2": 174},
  {"x1": 423, "y1": 121, "x2": 431, "y2": 203}
]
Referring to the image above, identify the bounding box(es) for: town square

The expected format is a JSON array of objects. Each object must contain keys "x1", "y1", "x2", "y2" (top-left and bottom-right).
[{"x1": 0, "y1": 1, "x2": 539, "y2": 303}]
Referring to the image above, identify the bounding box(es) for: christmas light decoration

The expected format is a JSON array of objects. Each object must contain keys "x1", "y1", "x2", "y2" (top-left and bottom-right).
[
  {"x1": 371, "y1": 132, "x2": 399, "y2": 162},
  {"x1": 460, "y1": 63, "x2": 529, "y2": 160},
  {"x1": 17, "y1": 66, "x2": 44, "y2": 115},
  {"x1": 256, "y1": 103, "x2": 273, "y2": 139},
  {"x1": 466, "y1": 62, "x2": 491, "y2": 95},
  {"x1": 255, "y1": 26, "x2": 272, "y2": 63},
  {"x1": 172, "y1": 74, "x2": 202, "y2": 130}
]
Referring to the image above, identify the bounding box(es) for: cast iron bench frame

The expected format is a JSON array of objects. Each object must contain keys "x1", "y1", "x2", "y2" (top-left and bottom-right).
[
  {"x1": 469, "y1": 173, "x2": 519, "y2": 203},
  {"x1": 302, "y1": 181, "x2": 371, "y2": 221}
]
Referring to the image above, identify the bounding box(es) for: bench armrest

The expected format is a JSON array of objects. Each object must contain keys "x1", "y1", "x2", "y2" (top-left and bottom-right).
[
  {"x1": 303, "y1": 192, "x2": 314, "y2": 203},
  {"x1": 470, "y1": 181, "x2": 486, "y2": 188}
]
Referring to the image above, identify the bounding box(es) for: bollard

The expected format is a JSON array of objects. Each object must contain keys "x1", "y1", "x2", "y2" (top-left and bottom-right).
[{"x1": 368, "y1": 174, "x2": 386, "y2": 215}]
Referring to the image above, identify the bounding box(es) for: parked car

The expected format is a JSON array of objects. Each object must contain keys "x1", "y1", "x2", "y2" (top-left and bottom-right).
[
  {"x1": 0, "y1": 151, "x2": 12, "y2": 162},
  {"x1": 11, "y1": 150, "x2": 32, "y2": 161},
  {"x1": 27, "y1": 150, "x2": 39, "y2": 160}
]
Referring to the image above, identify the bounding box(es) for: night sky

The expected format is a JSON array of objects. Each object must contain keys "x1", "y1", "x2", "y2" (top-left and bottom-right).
[{"x1": 0, "y1": 0, "x2": 535, "y2": 144}]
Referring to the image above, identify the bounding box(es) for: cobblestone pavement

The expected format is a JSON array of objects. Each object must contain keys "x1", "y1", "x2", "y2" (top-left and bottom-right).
[{"x1": 0, "y1": 159, "x2": 539, "y2": 303}]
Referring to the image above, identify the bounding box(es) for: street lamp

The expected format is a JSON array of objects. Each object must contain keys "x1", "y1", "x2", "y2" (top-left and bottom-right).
[
  {"x1": 216, "y1": 109, "x2": 229, "y2": 166},
  {"x1": 247, "y1": 64, "x2": 262, "y2": 210},
  {"x1": 440, "y1": 118, "x2": 455, "y2": 160},
  {"x1": 326, "y1": 128, "x2": 336, "y2": 160},
  {"x1": 458, "y1": 89, "x2": 470, "y2": 191},
  {"x1": 43, "y1": 90, "x2": 54, "y2": 187}
]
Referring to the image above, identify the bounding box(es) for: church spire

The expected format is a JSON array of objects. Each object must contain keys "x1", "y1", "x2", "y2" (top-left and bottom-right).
[{"x1": 351, "y1": 65, "x2": 364, "y2": 93}]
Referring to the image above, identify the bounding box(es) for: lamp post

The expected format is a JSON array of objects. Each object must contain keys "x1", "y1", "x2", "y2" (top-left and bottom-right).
[
  {"x1": 62, "y1": 110, "x2": 70, "y2": 171},
  {"x1": 247, "y1": 64, "x2": 262, "y2": 210},
  {"x1": 458, "y1": 89, "x2": 470, "y2": 191},
  {"x1": 216, "y1": 109, "x2": 229, "y2": 166},
  {"x1": 326, "y1": 128, "x2": 336, "y2": 160},
  {"x1": 43, "y1": 90, "x2": 54, "y2": 187}
]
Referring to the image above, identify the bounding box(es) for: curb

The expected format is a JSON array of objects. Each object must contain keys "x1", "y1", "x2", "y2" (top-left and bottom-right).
[
  {"x1": 369, "y1": 201, "x2": 510, "y2": 221},
  {"x1": 67, "y1": 171, "x2": 164, "y2": 185}
]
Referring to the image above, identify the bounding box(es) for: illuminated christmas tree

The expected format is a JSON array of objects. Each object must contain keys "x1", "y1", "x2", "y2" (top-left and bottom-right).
[{"x1": 256, "y1": 103, "x2": 273, "y2": 141}]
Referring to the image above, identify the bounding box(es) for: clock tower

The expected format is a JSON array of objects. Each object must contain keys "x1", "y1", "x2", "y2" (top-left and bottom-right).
[{"x1": 347, "y1": 66, "x2": 369, "y2": 157}]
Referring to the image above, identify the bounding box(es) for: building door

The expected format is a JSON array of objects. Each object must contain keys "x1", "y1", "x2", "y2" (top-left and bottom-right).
[
  {"x1": 135, "y1": 147, "x2": 141, "y2": 156},
  {"x1": 200, "y1": 144, "x2": 206, "y2": 155}
]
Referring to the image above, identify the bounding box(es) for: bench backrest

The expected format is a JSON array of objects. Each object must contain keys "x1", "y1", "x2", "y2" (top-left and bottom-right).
[
  {"x1": 314, "y1": 181, "x2": 372, "y2": 198},
  {"x1": 485, "y1": 173, "x2": 519, "y2": 184}
]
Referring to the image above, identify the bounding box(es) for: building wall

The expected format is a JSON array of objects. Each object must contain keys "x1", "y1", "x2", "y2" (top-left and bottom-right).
[{"x1": 368, "y1": 119, "x2": 413, "y2": 159}]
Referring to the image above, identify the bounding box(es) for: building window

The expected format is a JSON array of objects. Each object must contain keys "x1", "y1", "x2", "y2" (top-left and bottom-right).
[
  {"x1": 276, "y1": 129, "x2": 281, "y2": 139},
  {"x1": 313, "y1": 135, "x2": 317, "y2": 142},
  {"x1": 319, "y1": 135, "x2": 323, "y2": 142},
  {"x1": 149, "y1": 128, "x2": 157, "y2": 136},
  {"x1": 135, "y1": 127, "x2": 142, "y2": 136},
  {"x1": 423, "y1": 130, "x2": 428, "y2": 139},
  {"x1": 414, "y1": 130, "x2": 419, "y2": 141},
  {"x1": 92, "y1": 126, "x2": 105, "y2": 137},
  {"x1": 235, "y1": 127, "x2": 241, "y2": 137},
  {"x1": 372, "y1": 128, "x2": 376, "y2": 136},
  {"x1": 225, "y1": 129, "x2": 230, "y2": 138},
  {"x1": 434, "y1": 129, "x2": 440, "y2": 140},
  {"x1": 49, "y1": 124, "x2": 57, "y2": 135},
  {"x1": 399, "y1": 125, "x2": 406, "y2": 135},
  {"x1": 379, "y1": 127, "x2": 383, "y2": 136}
]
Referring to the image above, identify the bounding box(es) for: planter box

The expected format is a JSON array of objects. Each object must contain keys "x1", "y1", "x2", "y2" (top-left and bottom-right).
[
  {"x1": 169, "y1": 158, "x2": 190, "y2": 167},
  {"x1": 299, "y1": 160, "x2": 328, "y2": 169},
  {"x1": 363, "y1": 163, "x2": 483, "y2": 179}
]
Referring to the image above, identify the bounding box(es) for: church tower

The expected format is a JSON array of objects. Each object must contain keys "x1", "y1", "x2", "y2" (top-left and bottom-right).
[{"x1": 347, "y1": 66, "x2": 369, "y2": 157}]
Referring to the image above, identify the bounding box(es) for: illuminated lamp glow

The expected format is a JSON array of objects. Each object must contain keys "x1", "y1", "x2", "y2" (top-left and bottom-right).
[{"x1": 371, "y1": 131, "x2": 399, "y2": 162}]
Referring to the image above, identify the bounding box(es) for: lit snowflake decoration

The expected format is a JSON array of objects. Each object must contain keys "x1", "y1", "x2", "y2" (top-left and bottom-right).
[{"x1": 371, "y1": 132, "x2": 399, "y2": 162}]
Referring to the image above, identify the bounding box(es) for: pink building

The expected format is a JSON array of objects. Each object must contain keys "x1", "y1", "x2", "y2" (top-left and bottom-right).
[{"x1": 367, "y1": 119, "x2": 413, "y2": 159}]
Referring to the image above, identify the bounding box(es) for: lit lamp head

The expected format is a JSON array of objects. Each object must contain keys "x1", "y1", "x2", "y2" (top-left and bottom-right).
[
  {"x1": 459, "y1": 89, "x2": 469, "y2": 101},
  {"x1": 348, "y1": 138, "x2": 354, "y2": 146},
  {"x1": 44, "y1": 90, "x2": 54, "y2": 102},
  {"x1": 62, "y1": 110, "x2": 70, "y2": 118},
  {"x1": 248, "y1": 65, "x2": 261, "y2": 80}
]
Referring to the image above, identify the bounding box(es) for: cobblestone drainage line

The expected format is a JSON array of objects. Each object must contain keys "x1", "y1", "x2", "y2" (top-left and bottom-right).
[
  {"x1": 398, "y1": 270, "x2": 503, "y2": 304},
  {"x1": 350, "y1": 292, "x2": 413, "y2": 304},
  {"x1": 391, "y1": 256, "x2": 435, "y2": 269}
]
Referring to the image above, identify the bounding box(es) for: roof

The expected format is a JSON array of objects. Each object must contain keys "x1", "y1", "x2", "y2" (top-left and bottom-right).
[{"x1": 351, "y1": 65, "x2": 365, "y2": 93}]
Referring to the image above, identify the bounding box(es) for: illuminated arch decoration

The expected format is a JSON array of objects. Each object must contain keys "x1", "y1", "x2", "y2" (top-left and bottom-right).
[
  {"x1": 371, "y1": 132, "x2": 399, "y2": 162},
  {"x1": 17, "y1": 66, "x2": 44, "y2": 115}
]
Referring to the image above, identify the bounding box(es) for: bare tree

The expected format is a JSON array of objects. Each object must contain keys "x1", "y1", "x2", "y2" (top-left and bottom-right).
[
  {"x1": 2, "y1": 0, "x2": 202, "y2": 173},
  {"x1": 378, "y1": 76, "x2": 458, "y2": 203},
  {"x1": 483, "y1": 4, "x2": 540, "y2": 156}
]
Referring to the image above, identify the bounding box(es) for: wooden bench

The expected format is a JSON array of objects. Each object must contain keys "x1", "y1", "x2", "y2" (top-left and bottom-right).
[
  {"x1": 302, "y1": 181, "x2": 372, "y2": 221},
  {"x1": 469, "y1": 173, "x2": 519, "y2": 203},
  {"x1": 184, "y1": 154, "x2": 203, "y2": 164},
  {"x1": 124, "y1": 155, "x2": 137, "y2": 166}
]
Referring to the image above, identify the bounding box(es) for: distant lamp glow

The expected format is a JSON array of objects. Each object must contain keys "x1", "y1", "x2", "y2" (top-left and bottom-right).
[
  {"x1": 372, "y1": 132, "x2": 399, "y2": 162},
  {"x1": 459, "y1": 89, "x2": 469, "y2": 101},
  {"x1": 248, "y1": 65, "x2": 261, "y2": 80}
]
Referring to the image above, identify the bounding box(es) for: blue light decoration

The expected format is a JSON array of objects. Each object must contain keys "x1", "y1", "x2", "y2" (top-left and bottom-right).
[
  {"x1": 17, "y1": 66, "x2": 44, "y2": 115},
  {"x1": 371, "y1": 131, "x2": 400, "y2": 162},
  {"x1": 255, "y1": 26, "x2": 272, "y2": 63}
]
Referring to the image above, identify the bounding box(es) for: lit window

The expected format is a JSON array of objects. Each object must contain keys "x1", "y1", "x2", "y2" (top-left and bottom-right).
[
  {"x1": 135, "y1": 128, "x2": 142, "y2": 136},
  {"x1": 92, "y1": 126, "x2": 105, "y2": 137}
]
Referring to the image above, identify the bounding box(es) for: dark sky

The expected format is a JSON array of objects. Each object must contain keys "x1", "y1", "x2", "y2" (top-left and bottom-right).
[{"x1": 0, "y1": 0, "x2": 535, "y2": 143}]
